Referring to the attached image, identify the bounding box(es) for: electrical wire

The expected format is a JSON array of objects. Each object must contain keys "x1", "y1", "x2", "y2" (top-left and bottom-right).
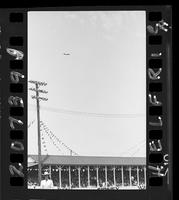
[
  {"x1": 120, "y1": 140, "x2": 146, "y2": 156},
  {"x1": 29, "y1": 104, "x2": 145, "y2": 119}
]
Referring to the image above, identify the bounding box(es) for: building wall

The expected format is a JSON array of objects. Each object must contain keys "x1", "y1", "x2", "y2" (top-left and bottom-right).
[{"x1": 28, "y1": 164, "x2": 146, "y2": 189}]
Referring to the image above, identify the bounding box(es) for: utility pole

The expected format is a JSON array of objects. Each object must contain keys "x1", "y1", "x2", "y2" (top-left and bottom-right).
[{"x1": 29, "y1": 80, "x2": 48, "y2": 185}]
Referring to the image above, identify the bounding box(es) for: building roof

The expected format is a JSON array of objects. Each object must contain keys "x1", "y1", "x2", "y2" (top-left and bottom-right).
[{"x1": 28, "y1": 155, "x2": 146, "y2": 167}]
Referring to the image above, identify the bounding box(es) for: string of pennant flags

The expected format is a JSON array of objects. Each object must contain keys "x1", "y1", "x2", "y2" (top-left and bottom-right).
[
  {"x1": 40, "y1": 121, "x2": 64, "y2": 155},
  {"x1": 41, "y1": 128, "x2": 48, "y2": 155},
  {"x1": 28, "y1": 119, "x2": 145, "y2": 157},
  {"x1": 28, "y1": 119, "x2": 77, "y2": 155},
  {"x1": 28, "y1": 119, "x2": 35, "y2": 129},
  {"x1": 40, "y1": 121, "x2": 78, "y2": 156}
]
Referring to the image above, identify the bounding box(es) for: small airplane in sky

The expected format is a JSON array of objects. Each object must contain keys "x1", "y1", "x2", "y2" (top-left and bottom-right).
[{"x1": 63, "y1": 53, "x2": 70, "y2": 55}]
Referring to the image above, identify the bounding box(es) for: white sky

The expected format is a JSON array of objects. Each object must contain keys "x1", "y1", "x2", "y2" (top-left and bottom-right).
[{"x1": 28, "y1": 11, "x2": 146, "y2": 157}]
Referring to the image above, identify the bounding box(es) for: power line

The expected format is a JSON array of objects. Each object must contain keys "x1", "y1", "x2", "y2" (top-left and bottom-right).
[
  {"x1": 120, "y1": 140, "x2": 146, "y2": 156},
  {"x1": 29, "y1": 104, "x2": 145, "y2": 119},
  {"x1": 130, "y1": 143, "x2": 146, "y2": 157}
]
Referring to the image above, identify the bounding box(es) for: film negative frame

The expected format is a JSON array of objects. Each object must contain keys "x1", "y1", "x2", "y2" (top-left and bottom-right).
[{"x1": 0, "y1": 5, "x2": 172, "y2": 200}]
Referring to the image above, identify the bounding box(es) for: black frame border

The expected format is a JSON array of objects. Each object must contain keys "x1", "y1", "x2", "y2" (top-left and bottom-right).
[{"x1": 0, "y1": 5, "x2": 172, "y2": 200}]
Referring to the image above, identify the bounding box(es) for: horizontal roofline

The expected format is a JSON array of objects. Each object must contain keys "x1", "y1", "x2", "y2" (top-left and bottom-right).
[{"x1": 28, "y1": 155, "x2": 146, "y2": 166}]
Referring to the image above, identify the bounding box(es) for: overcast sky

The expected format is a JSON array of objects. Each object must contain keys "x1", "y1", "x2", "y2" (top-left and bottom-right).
[{"x1": 28, "y1": 11, "x2": 146, "y2": 157}]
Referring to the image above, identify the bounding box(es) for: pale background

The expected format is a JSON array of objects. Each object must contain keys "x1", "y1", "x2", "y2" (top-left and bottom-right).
[{"x1": 28, "y1": 11, "x2": 146, "y2": 157}]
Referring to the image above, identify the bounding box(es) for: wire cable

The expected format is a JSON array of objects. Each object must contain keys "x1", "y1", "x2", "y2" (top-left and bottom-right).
[{"x1": 29, "y1": 104, "x2": 145, "y2": 119}]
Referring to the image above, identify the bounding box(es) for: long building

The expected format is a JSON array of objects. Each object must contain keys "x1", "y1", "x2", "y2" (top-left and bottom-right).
[{"x1": 28, "y1": 155, "x2": 146, "y2": 189}]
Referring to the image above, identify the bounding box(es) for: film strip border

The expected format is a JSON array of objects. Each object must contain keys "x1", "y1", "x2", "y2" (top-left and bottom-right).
[
  {"x1": 0, "y1": 9, "x2": 27, "y2": 199},
  {"x1": 147, "y1": 9, "x2": 172, "y2": 189},
  {"x1": 0, "y1": 6, "x2": 172, "y2": 200}
]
